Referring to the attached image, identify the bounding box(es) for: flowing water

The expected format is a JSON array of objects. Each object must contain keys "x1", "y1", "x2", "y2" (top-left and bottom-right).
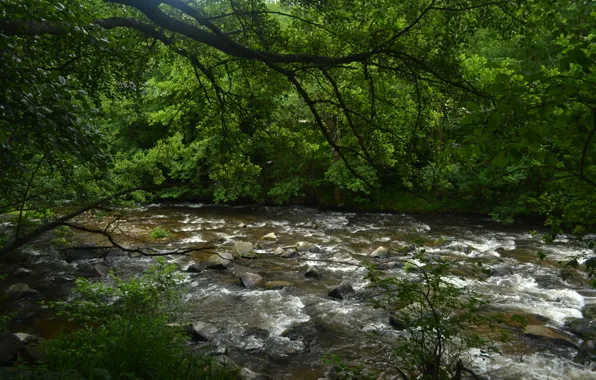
[{"x1": 3, "y1": 204, "x2": 596, "y2": 379}]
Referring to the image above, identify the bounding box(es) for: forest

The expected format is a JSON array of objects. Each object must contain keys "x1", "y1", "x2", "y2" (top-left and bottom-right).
[{"x1": 1, "y1": 0, "x2": 596, "y2": 379}]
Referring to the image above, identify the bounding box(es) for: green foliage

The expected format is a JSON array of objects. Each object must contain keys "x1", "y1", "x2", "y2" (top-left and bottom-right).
[
  {"x1": 45, "y1": 316, "x2": 231, "y2": 380},
  {"x1": 150, "y1": 226, "x2": 173, "y2": 240},
  {"x1": 47, "y1": 258, "x2": 183, "y2": 324},
  {"x1": 367, "y1": 251, "x2": 505, "y2": 378}
]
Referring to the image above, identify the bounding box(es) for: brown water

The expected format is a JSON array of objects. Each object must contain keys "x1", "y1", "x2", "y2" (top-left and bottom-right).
[{"x1": 2, "y1": 204, "x2": 596, "y2": 379}]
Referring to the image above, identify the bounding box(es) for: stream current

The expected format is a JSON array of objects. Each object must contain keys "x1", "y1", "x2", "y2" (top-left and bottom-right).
[{"x1": 5, "y1": 204, "x2": 596, "y2": 379}]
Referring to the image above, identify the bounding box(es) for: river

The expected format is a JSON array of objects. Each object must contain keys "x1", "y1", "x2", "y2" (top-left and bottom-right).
[{"x1": 3, "y1": 204, "x2": 596, "y2": 379}]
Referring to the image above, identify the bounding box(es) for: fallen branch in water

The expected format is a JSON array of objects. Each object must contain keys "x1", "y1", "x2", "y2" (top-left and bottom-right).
[{"x1": 59, "y1": 222, "x2": 213, "y2": 257}]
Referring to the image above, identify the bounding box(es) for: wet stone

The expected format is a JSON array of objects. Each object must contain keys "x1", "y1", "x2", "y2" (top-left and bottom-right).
[
  {"x1": 296, "y1": 241, "x2": 320, "y2": 253},
  {"x1": 265, "y1": 281, "x2": 292, "y2": 289},
  {"x1": 574, "y1": 340, "x2": 596, "y2": 364},
  {"x1": 233, "y1": 241, "x2": 255, "y2": 258},
  {"x1": 14, "y1": 333, "x2": 42, "y2": 345},
  {"x1": 78, "y1": 263, "x2": 109, "y2": 277},
  {"x1": 304, "y1": 266, "x2": 321, "y2": 279},
  {"x1": 261, "y1": 232, "x2": 278, "y2": 241},
  {"x1": 240, "y1": 272, "x2": 263, "y2": 288},
  {"x1": 205, "y1": 252, "x2": 234, "y2": 270},
  {"x1": 523, "y1": 325, "x2": 577, "y2": 348},
  {"x1": 281, "y1": 249, "x2": 298, "y2": 259},
  {"x1": 6, "y1": 283, "x2": 40, "y2": 300},
  {"x1": 328, "y1": 280, "x2": 355, "y2": 300},
  {"x1": 14, "y1": 268, "x2": 33, "y2": 277},
  {"x1": 566, "y1": 318, "x2": 596, "y2": 339},
  {"x1": 238, "y1": 367, "x2": 272, "y2": 380},
  {"x1": 370, "y1": 246, "x2": 390, "y2": 258},
  {"x1": 0, "y1": 332, "x2": 22, "y2": 366},
  {"x1": 186, "y1": 321, "x2": 219, "y2": 341},
  {"x1": 273, "y1": 247, "x2": 284, "y2": 255},
  {"x1": 186, "y1": 262, "x2": 207, "y2": 273}
]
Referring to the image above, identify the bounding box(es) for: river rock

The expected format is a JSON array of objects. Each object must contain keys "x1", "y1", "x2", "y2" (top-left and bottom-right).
[
  {"x1": 6, "y1": 283, "x2": 40, "y2": 300},
  {"x1": 240, "y1": 273, "x2": 263, "y2": 288},
  {"x1": 0, "y1": 332, "x2": 22, "y2": 366},
  {"x1": 281, "y1": 248, "x2": 298, "y2": 258},
  {"x1": 488, "y1": 264, "x2": 514, "y2": 277},
  {"x1": 18, "y1": 343, "x2": 47, "y2": 364},
  {"x1": 389, "y1": 315, "x2": 407, "y2": 330},
  {"x1": 238, "y1": 367, "x2": 272, "y2": 380},
  {"x1": 214, "y1": 355, "x2": 240, "y2": 371},
  {"x1": 296, "y1": 241, "x2": 320, "y2": 253},
  {"x1": 14, "y1": 268, "x2": 33, "y2": 277},
  {"x1": 238, "y1": 223, "x2": 247, "y2": 229},
  {"x1": 205, "y1": 252, "x2": 234, "y2": 269},
  {"x1": 78, "y1": 263, "x2": 109, "y2": 277},
  {"x1": 328, "y1": 281, "x2": 355, "y2": 300},
  {"x1": 370, "y1": 246, "x2": 390, "y2": 258},
  {"x1": 185, "y1": 322, "x2": 219, "y2": 341},
  {"x1": 574, "y1": 340, "x2": 596, "y2": 364},
  {"x1": 566, "y1": 318, "x2": 596, "y2": 339},
  {"x1": 186, "y1": 262, "x2": 207, "y2": 273},
  {"x1": 233, "y1": 241, "x2": 255, "y2": 258},
  {"x1": 523, "y1": 325, "x2": 577, "y2": 348},
  {"x1": 273, "y1": 247, "x2": 285, "y2": 255},
  {"x1": 261, "y1": 232, "x2": 278, "y2": 241},
  {"x1": 14, "y1": 333, "x2": 42, "y2": 345},
  {"x1": 304, "y1": 266, "x2": 320, "y2": 279},
  {"x1": 583, "y1": 304, "x2": 596, "y2": 319},
  {"x1": 265, "y1": 281, "x2": 292, "y2": 289}
]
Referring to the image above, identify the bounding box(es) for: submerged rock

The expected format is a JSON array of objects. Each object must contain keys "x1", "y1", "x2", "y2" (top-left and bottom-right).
[
  {"x1": 14, "y1": 268, "x2": 33, "y2": 277},
  {"x1": 205, "y1": 252, "x2": 234, "y2": 270},
  {"x1": 328, "y1": 281, "x2": 355, "y2": 300},
  {"x1": 0, "y1": 332, "x2": 21, "y2": 365},
  {"x1": 239, "y1": 273, "x2": 263, "y2": 288},
  {"x1": 265, "y1": 281, "x2": 292, "y2": 289},
  {"x1": 304, "y1": 266, "x2": 321, "y2": 279},
  {"x1": 238, "y1": 367, "x2": 272, "y2": 380},
  {"x1": 523, "y1": 325, "x2": 577, "y2": 348},
  {"x1": 185, "y1": 322, "x2": 219, "y2": 341},
  {"x1": 233, "y1": 241, "x2": 255, "y2": 258},
  {"x1": 6, "y1": 283, "x2": 40, "y2": 300},
  {"x1": 370, "y1": 246, "x2": 390, "y2": 258}
]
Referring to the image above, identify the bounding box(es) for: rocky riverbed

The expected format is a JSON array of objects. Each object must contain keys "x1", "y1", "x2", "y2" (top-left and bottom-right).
[{"x1": 1, "y1": 204, "x2": 596, "y2": 379}]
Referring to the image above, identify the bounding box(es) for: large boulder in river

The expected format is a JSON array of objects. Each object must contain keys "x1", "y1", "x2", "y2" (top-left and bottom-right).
[
  {"x1": 566, "y1": 318, "x2": 596, "y2": 339},
  {"x1": 240, "y1": 273, "x2": 263, "y2": 288},
  {"x1": 370, "y1": 246, "x2": 390, "y2": 258},
  {"x1": 185, "y1": 321, "x2": 219, "y2": 341},
  {"x1": 328, "y1": 281, "x2": 355, "y2": 300},
  {"x1": 523, "y1": 325, "x2": 577, "y2": 348},
  {"x1": 238, "y1": 367, "x2": 272, "y2": 380},
  {"x1": 6, "y1": 283, "x2": 39, "y2": 300},
  {"x1": 233, "y1": 242, "x2": 255, "y2": 258},
  {"x1": 0, "y1": 332, "x2": 22, "y2": 365},
  {"x1": 205, "y1": 252, "x2": 234, "y2": 270}
]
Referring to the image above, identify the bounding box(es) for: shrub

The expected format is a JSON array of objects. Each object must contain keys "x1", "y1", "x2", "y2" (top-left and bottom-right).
[
  {"x1": 367, "y1": 251, "x2": 507, "y2": 379},
  {"x1": 150, "y1": 226, "x2": 172, "y2": 239}
]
